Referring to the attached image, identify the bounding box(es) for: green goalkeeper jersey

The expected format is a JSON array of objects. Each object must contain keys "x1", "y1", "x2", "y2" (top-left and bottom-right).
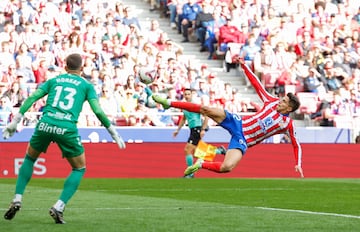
[
  {"x1": 19, "y1": 73, "x2": 111, "y2": 129},
  {"x1": 38, "y1": 73, "x2": 96, "y2": 127}
]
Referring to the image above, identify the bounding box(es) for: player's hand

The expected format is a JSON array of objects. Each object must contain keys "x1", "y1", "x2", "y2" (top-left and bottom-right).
[
  {"x1": 295, "y1": 165, "x2": 304, "y2": 178},
  {"x1": 2, "y1": 121, "x2": 18, "y2": 139},
  {"x1": 200, "y1": 130, "x2": 206, "y2": 138},
  {"x1": 173, "y1": 130, "x2": 179, "y2": 137},
  {"x1": 112, "y1": 134, "x2": 126, "y2": 149},
  {"x1": 107, "y1": 125, "x2": 126, "y2": 149},
  {"x1": 237, "y1": 57, "x2": 245, "y2": 65},
  {"x1": 2, "y1": 113, "x2": 23, "y2": 140}
]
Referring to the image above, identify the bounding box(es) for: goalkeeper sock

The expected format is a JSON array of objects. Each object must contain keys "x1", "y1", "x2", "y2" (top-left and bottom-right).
[
  {"x1": 202, "y1": 162, "x2": 222, "y2": 173},
  {"x1": 53, "y1": 200, "x2": 66, "y2": 212},
  {"x1": 15, "y1": 154, "x2": 36, "y2": 196},
  {"x1": 171, "y1": 101, "x2": 201, "y2": 113},
  {"x1": 13, "y1": 194, "x2": 22, "y2": 203},
  {"x1": 185, "y1": 154, "x2": 193, "y2": 167},
  {"x1": 59, "y1": 167, "x2": 86, "y2": 204}
]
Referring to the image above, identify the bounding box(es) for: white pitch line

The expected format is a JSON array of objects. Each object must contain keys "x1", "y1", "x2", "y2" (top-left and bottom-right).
[
  {"x1": 256, "y1": 207, "x2": 360, "y2": 219},
  {"x1": 0, "y1": 188, "x2": 293, "y2": 193},
  {"x1": 1, "y1": 206, "x2": 359, "y2": 220}
]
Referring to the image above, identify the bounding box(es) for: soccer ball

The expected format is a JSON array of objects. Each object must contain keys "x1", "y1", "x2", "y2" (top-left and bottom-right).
[{"x1": 139, "y1": 67, "x2": 157, "y2": 85}]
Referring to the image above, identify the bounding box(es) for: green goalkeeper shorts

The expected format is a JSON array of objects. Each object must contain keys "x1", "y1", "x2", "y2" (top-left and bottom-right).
[{"x1": 30, "y1": 121, "x2": 84, "y2": 158}]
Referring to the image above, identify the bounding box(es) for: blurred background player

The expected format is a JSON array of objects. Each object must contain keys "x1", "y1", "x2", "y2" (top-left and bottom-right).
[
  {"x1": 3, "y1": 53, "x2": 125, "y2": 224},
  {"x1": 152, "y1": 61, "x2": 303, "y2": 178},
  {"x1": 173, "y1": 88, "x2": 226, "y2": 178}
]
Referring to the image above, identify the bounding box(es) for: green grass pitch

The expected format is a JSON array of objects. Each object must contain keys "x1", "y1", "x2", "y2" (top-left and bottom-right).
[{"x1": 0, "y1": 178, "x2": 359, "y2": 232}]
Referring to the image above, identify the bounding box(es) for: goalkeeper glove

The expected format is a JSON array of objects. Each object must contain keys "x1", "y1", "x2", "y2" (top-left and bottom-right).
[
  {"x1": 106, "y1": 125, "x2": 126, "y2": 149},
  {"x1": 3, "y1": 113, "x2": 23, "y2": 140}
]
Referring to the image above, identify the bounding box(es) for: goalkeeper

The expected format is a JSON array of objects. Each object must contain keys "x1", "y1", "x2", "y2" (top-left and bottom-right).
[{"x1": 3, "y1": 53, "x2": 125, "y2": 224}]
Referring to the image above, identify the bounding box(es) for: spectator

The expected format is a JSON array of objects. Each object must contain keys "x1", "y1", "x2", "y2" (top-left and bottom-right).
[
  {"x1": 67, "y1": 31, "x2": 83, "y2": 55},
  {"x1": 2, "y1": 81, "x2": 25, "y2": 107},
  {"x1": 167, "y1": 0, "x2": 180, "y2": 29},
  {"x1": 99, "y1": 85, "x2": 118, "y2": 124},
  {"x1": 0, "y1": 64, "x2": 17, "y2": 88},
  {"x1": 303, "y1": 67, "x2": 326, "y2": 93},
  {"x1": 0, "y1": 95, "x2": 12, "y2": 126},
  {"x1": 113, "y1": 16, "x2": 130, "y2": 46},
  {"x1": 323, "y1": 60, "x2": 342, "y2": 92},
  {"x1": 195, "y1": 3, "x2": 214, "y2": 52},
  {"x1": 253, "y1": 40, "x2": 278, "y2": 84},
  {"x1": 353, "y1": 6, "x2": 360, "y2": 24},
  {"x1": 36, "y1": 39, "x2": 56, "y2": 67},
  {"x1": 240, "y1": 34, "x2": 261, "y2": 85},
  {"x1": 217, "y1": 17, "x2": 246, "y2": 53},
  {"x1": 14, "y1": 42, "x2": 34, "y2": 69},
  {"x1": 14, "y1": 60, "x2": 35, "y2": 84},
  {"x1": 54, "y1": 2, "x2": 72, "y2": 35},
  {"x1": 311, "y1": 1, "x2": 329, "y2": 27},
  {"x1": 294, "y1": 30, "x2": 313, "y2": 58},
  {"x1": 314, "y1": 99, "x2": 335, "y2": 127},
  {"x1": 147, "y1": 19, "x2": 163, "y2": 44},
  {"x1": 32, "y1": 59, "x2": 49, "y2": 84},
  {"x1": 131, "y1": 99, "x2": 152, "y2": 126},
  {"x1": 120, "y1": 88, "x2": 138, "y2": 119},
  {"x1": 0, "y1": 41, "x2": 15, "y2": 73},
  {"x1": 20, "y1": 25, "x2": 38, "y2": 52},
  {"x1": 153, "y1": 32, "x2": 169, "y2": 51},
  {"x1": 180, "y1": 0, "x2": 202, "y2": 43},
  {"x1": 122, "y1": 6, "x2": 141, "y2": 31}
]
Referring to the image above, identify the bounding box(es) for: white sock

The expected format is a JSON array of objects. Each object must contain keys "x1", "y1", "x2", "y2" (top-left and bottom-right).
[
  {"x1": 53, "y1": 200, "x2": 66, "y2": 212},
  {"x1": 13, "y1": 194, "x2": 22, "y2": 202}
]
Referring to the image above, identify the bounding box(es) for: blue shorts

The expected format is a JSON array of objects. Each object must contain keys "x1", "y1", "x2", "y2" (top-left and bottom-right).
[{"x1": 219, "y1": 111, "x2": 248, "y2": 154}]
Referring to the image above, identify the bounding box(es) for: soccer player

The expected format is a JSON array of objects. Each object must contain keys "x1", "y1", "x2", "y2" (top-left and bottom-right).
[
  {"x1": 174, "y1": 88, "x2": 226, "y2": 178},
  {"x1": 2, "y1": 53, "x2": 126, "y2": 224},
  {"x1": 152, "y1": 61, "x2": 304, "y2": 178}
]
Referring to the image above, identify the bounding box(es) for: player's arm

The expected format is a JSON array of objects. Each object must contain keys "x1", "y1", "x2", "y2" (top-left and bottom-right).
[
  {"x1": 200, "y1": 116, "x2": 209, "y2": 139},
  {"x1": 174, "y1": 114, "x2": 185, "y2": 137},
  {"x1": 287, "y1": 122, "x2": 304, "y2": 178},
  {"x1": 3, "y1": 89, "x2": 47, "y2": 139},
  {"x1": 19, "y1": 88, "x2": 47, "y2": 114},
  {"x1": 88, "y1": 99, "x2": 125, "y2": 149},
  {"x1": 239, "y1": 61, "x2": 277, "y2": 103}
]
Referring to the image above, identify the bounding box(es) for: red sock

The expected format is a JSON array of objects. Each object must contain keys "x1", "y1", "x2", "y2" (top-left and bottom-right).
[
  {"x1": 171, "y1": 101, "x2": 201, "y2": 113},
  {"x1": 202, "y1": 162, "x2": 222, "y2": 173}
]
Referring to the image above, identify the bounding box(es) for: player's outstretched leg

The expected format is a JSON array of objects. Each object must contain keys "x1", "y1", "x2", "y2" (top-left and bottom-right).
[
  {"x1": 152, "y1": 95, "x2": 202, "y2": 113},
  {"x1": 49, "y1": 207, "x2": 66, "y2": 224},
  {"x1": 184, "y1": 159, "x2": 203, "y2": 176},
  {"x1": 4, "y1": 201, "x2": 21, "y2": 220},
  {"x1": 152, "y1": 95, "x2": 170, "y2": 109}
]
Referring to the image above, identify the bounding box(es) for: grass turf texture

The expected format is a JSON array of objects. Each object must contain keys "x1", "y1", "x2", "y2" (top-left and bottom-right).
[{"x1": 0, "y1": 178, "x2": 359, "y2": 232}]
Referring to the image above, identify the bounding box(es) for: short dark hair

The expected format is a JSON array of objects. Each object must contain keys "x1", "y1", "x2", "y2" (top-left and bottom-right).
[
  {"x1": 287, "y1": 92, "x2": 300, "y2": 112},
  {"x1": 66, "y1": 53, "x2": 82, "y2": 71}
]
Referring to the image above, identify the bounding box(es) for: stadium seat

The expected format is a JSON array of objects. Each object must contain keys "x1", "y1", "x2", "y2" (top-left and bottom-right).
[
  {"x1": 333, "y1": 116, "x2": 354, "y2": 128},
  {"x1": 263, "y1": 72, "x2": 279, "y2": 92},
  {"x1": 284, "y1": 84, "x2": 296, "y2": 94},
  {"x1": 297, "y1": 92, "x2": 319, "y2": 115},
  {"x1": 296, "y1": 92, "x2": 320, "y2": 125}
]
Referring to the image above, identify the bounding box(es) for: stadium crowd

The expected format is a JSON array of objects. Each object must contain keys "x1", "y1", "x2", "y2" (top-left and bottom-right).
[{"x1": 0, "y1": 0, "x2": 360, "y2": 128}]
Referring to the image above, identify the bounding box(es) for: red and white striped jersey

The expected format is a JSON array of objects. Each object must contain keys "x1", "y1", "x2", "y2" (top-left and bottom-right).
[{"x1": 241, "y1": 63, "x2": 302, "y2": 167}]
